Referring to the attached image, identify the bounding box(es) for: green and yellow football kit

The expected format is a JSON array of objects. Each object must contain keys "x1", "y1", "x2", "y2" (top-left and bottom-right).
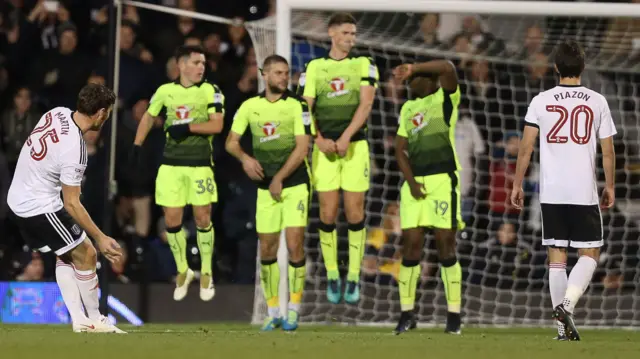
[
  {"x1": 231, "y1": 90, "x2": 314, "y2": 322},
  {"x1": 298, "y1": 55, "x2": 379, "y2": 292},
  {"x1": 147, "y1": 80, "x2": 224, "y2": 276},
  {"x1": 396, "y1": 86, "x2": 464, "y2": 316},
  {"x1": 299, "y1": 55, "x2": 378, "y2": 193}
]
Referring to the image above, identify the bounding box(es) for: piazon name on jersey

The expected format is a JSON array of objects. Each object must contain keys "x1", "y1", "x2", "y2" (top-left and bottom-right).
[
  {"x1": 147, "y1": 80, "x2": 224, "y2": 166},
  {"x1": 397, "y1": 87, "x2": 462, "y2": 176},
  {"x1": 299, "y1": 55, "x2": 379, "y2": 141},
  {"x1": 553, "y1": 90, "x2": 591, "y2": 102},
  {"x1": 231, "y1": 90, "x2": 314, "y2": 189}
]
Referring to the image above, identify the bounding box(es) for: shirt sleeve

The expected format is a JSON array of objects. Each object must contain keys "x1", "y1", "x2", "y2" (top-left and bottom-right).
[
  {"x1": 360, "y1": 57, "x2": 379, "y2": 88},
  {"x1": 524, "y1": 96, "x2": 540, "y2": 128},
  {"x1": 207, "y1": 84, "x2": 225, "y2": 115},
  {"x1": 147, "y1": 86, "x2": 166, "y2": 117},
  {"x1": 298, "y1": 61, "x2": 316, "y2": 98},
  {"x1": 230, "y1": 102, "x2": 249, "y2": 136},
  {"x1": 446, "y1": 86, "x2": 461, "y2": 107},
  {"x1": 598, "y1": 98, "x2": 617, "y2": 139},
  {"x1": 294, "y1": 99, "x2": 315, "y2": 136},
  {"x1": 397, "y1": 103, "x2": 410, "y2": 138},
  {"x1": 59, "y1": 139, "x2": 87, "y2": 187}
]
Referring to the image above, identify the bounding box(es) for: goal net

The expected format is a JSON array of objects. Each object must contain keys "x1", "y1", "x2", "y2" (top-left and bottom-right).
[{"x1": 118, "y1": 0, "x2": 640, "y2": 328}]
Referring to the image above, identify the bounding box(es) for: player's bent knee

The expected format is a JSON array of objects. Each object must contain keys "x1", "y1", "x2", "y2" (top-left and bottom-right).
[
  {"x1": 402, "y1": 239, "x2": 423, "y2": 261},
  {"x1": 259, "y1": 235, "x2": 280, "y2": 260}
]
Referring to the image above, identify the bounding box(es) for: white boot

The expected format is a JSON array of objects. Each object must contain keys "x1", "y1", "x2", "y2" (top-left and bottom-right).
[{"x1": 173, "y1": 268, "x2": 195, "y2": 301}]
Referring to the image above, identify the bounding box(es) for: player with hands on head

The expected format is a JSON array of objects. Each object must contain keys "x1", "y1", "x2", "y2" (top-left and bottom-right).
[
  {"x1": 393, "y1": 59, "x2": 465, "y2": 335},
  {"x1": 510, "y1": 40, "x2": 617, "y2": 341},
  {"x1": 7, "y1": 83, "x2": 125, "y2": 333},
  {"x1": 297, "y1": 13, "x2": 379, "y2": 304},
  {"x1": 132, "y1": 45, "x2": 225, "y2": 302},
  {"x1": 226, "y1": 55, "x2": 315, "y2": 331}
]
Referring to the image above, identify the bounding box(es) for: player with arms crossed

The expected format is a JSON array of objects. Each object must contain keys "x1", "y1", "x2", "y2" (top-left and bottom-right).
[
  {"x1": 226, "y1": 55, "x2": 314, "y2": 331},
  {"x1": 393, "y1": 60, "x2": 465, "y2": 335},
  {"x1": 511, "y1": 40, "x2": 616, "y2": 341},
  {"x1": 132, "y1": 45, "x2": 224, "y2": 302},
  {"x1": 7, "y1": 84, "x2": 124, "y2": 333},
  {"x1": 298, "y1": 13, "x2": 378, "y2": 304}
]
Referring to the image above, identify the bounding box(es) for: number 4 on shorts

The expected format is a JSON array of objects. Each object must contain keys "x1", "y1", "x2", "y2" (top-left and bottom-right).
[{"x1": 297, "y1": 200, "x2": 305, "y2": 215}]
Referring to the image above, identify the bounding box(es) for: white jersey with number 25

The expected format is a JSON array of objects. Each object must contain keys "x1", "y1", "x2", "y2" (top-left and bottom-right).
[
  {"x1": 7, "y1": 107, "x2": 88, "y2": 217},
  {"x1": 524, "y1": 85, "x2": 617, "y2": 206}
]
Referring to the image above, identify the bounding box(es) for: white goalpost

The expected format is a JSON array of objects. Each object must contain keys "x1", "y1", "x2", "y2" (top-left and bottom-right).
[{"x1": 114, "y1": 0, "x2": 640, "y2": 328}]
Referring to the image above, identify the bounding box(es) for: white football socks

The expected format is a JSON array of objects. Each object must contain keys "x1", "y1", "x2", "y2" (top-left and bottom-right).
[
  {"x1": 74, "y1": 268, "x2": 101, "y2": 320},
  {"x1": 549, "y1": 262, "x2": 567, "y2": 336},
  {"x1": 55, "y1": 260, "x2": 88, "y2": 324},
  {"x1": 563, "y1": 256, "x2": 598, "y2": 313}
]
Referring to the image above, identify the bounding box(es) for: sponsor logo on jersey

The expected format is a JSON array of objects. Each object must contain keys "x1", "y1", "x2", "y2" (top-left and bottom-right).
[
  {"x1": 327, "y1": 77, "x2": 350, "y2": 98},
  {"x1": 259, "y1": 122, "x2": 281, "y2": 142},
  {"x1": 174, "y1": 105, "x2": 193, "y2": 125},
  {"x1": 410, "y1": 112, "x2": 428, "y2": 134}
]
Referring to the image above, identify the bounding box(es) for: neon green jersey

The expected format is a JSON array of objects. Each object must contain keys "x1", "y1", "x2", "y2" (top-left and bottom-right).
[
  {"x1": 397, "y1": 87, "x2": 462, "y2": 176},
  {"x1": 298, "y1": 55, "x2": 378, "y2": 141},
  {"x1": 147, "y1": 80, "x2": 225, "y2": 166},
  {"x1": 231, "y1": 90, "x2": 315, "y2": 189}
]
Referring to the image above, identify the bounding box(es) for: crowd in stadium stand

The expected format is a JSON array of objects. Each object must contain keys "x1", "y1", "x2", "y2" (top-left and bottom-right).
[{"x1": 0, "y1": 0, "x2": 638, "y2": 293}]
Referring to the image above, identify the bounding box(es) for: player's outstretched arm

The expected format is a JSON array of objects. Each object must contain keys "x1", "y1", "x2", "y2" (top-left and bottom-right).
[
  {"x1": 511, "y1": 125, "x2": 538, "y2": 209},
  {"x1": 61, "y1": 184, "x2": 122, "y2": 262},
  {"x1": 133, "y1": 111, "x2": 157, "y2": 146},
  {"x1": 600, "y1": 136, "x2": 616, "y2": 209}
]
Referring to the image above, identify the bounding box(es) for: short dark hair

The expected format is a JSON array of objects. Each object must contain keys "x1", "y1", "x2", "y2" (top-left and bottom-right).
[
  {"x1": 174, "y1": 45, "x2": 206, "y2": 60},
  {"x1": 328, "y1": 12, "x2": 356, "y2": 28},
  {"x1": 263, "y1": 54, "x2": 288, "y2": 70},
  {"x1": 554, "y1": 40, "x2": 585, "y2": 78},
  {"x1": 76, "y1": 83, "x2": 116, "y2": 116}
]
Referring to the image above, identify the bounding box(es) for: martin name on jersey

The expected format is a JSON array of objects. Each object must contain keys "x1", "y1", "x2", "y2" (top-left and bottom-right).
[
  {"x1": 524, "y1": 85, "x2": 617, "y2": 205},
  {"x1": 8, "y1": 107, "x2": 87, "y2": 217}
]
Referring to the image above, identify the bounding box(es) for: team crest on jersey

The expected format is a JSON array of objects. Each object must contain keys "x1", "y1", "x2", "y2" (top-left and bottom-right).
[
  {"x1": 410, "y1": 112, "x2": 429, "y2": 135},
  {"x1": 327, "y1": 77, "x2": 350, "y2": 98},
  {"x1": 174, "y1": 105, "x2": 193, "y2": 125},
  {"x1": 260, "y1": 122, "x2": 281, "y2": 143},
  {"x1": 71, "y1": 224, "x2": 81, "y2": 236}
]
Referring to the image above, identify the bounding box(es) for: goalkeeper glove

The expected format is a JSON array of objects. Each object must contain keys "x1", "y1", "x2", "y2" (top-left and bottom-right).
[{"x1": 166, "y1": 124, "x2": 191, "y2": 142}]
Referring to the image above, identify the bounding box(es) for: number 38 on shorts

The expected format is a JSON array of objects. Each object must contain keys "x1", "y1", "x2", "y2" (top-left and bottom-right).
[
  {"x1": 400, "y1": 172, "x2": 465, "y2": 230},
  {"x1": 155, "y1": 165, "x2": 218, "y2": 207}
]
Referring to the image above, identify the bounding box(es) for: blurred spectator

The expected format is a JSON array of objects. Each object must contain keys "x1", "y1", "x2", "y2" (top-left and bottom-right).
[
  {"x1": 363, "y1": 202, "x2": 401, "y2": 284},
  {"x1": 416, "y1": 13, "x2": 441, "y2": 49},
  {"x1": 221, "y1": 17, "x2": 251, "y2": 63},
  {"x1": 513, "y1": 52, "x2": 555, "y2": 121},
  {"x1": 515, "y1": 24, "x2": 550, "y2": 60},
  {"x1": 16, "y1": 252, "x2": 44, "y2": 282},
  {"x1": 153, "y1": 0, "x2": 204, "y2": 62},
  {"x1": 488, "y1": 132, "x2": 524, "y2": 226},
  {"x1": 0, "y1": 150, "x2": 10, "y2": 234},
  {"x1": 81, "y1": 129, "x2": 106, "y2": 222},
  {"x1": 597, "y1": 0, "x2": 640, "y2": 67},
  {"x1": 25, "y1": 0, "x2": 72, "y2": 51},
  {"x1": 455, "y1": 15, "x2": 505, "y2": 56},
  {"x1": 28, "y1": 21, "x2": 91, "y2": 108},
  {"x1": 120, "y1": 20, "x2": 153, "y2": 64},
  {"x1": 1, "y1": 86, "x2": 41, "y2": 171},
  {"x1": 455, "y1": 112, "x2": 485, "y2": 223}
]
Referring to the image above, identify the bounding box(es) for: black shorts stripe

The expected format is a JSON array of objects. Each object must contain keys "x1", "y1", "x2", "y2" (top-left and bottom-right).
[
  {"x1": 448, "y1": 172, "x2": 458, "y2": 229},
  {"x1": 12, "y1": 209, "x2": 84, "y2": 255},
  {"x1": 45, "y1": 212, "x2": 73, "y2": 245}
]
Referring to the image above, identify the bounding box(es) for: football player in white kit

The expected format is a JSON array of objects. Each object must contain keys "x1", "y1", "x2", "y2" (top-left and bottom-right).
[
  {"x1": 511, "y1": 40, "x2": 616, "y2": 341},
  {"x1": 7, "y1": 84, "x2": 125, "y2": 333}
]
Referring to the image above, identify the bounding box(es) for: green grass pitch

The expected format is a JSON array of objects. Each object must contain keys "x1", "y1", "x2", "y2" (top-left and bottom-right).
[{"x1": 1, "y1": 324, "x2": 638, "y2": 359}]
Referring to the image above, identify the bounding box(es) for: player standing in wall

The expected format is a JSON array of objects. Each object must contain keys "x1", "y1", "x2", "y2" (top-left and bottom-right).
[
  {"x1": 7, "y1": 84, "x2": 125, "y2": 333},
  {"x1": 226, "y1": 55, "x2": 314, "y2": 331},
  {"x1": 511, "y1": 40, "x2": 616, "y2": 341},
  {"x1": 392, "y1": 60, "x2": 465, "y2": 335},
  {"x1": 297, "y1": 13, "x2": 378, "y2": 304},
  {"x1": 132, "y1": 45, "x2": 224, "y2": 302}
]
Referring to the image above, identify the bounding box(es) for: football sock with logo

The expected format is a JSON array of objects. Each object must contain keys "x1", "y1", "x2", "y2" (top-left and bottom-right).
[
  {"x1": 399, "y1": 259, "x2": 421, "y2": 312},
  {"x1": 549, "y1": 262, "x2": 568, "y2": 336},
  {"x1": 197, "y1": 224, "x2": 214, "y2": 276},
  {"x1": 260, "y1": 259, "x2": 280, "y2": 318},
  {"x1": 55, "y1": 259, "x2": 87, "y2": 323},
  {"x1": 440, "y1": 257, "x2": 462, "y2": 313},
  {"x1": 288, "y1": 260, "x2": 306, "y2": 313},
  {"x1": 74, "y1": 267, "x2": 101, "y2": 320},
  {"x1": 166, "y1": 226, "x2": 188, "y2": 274},
  {"x1": 347, "y1": 221, "x2": 366, "y2": 282},
  {"x1": 563, "y1": 256, "x2": 598, "y2": 313},
  {"x1": 318, "y1": 222, "x2": 339, "y2": 280}
]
